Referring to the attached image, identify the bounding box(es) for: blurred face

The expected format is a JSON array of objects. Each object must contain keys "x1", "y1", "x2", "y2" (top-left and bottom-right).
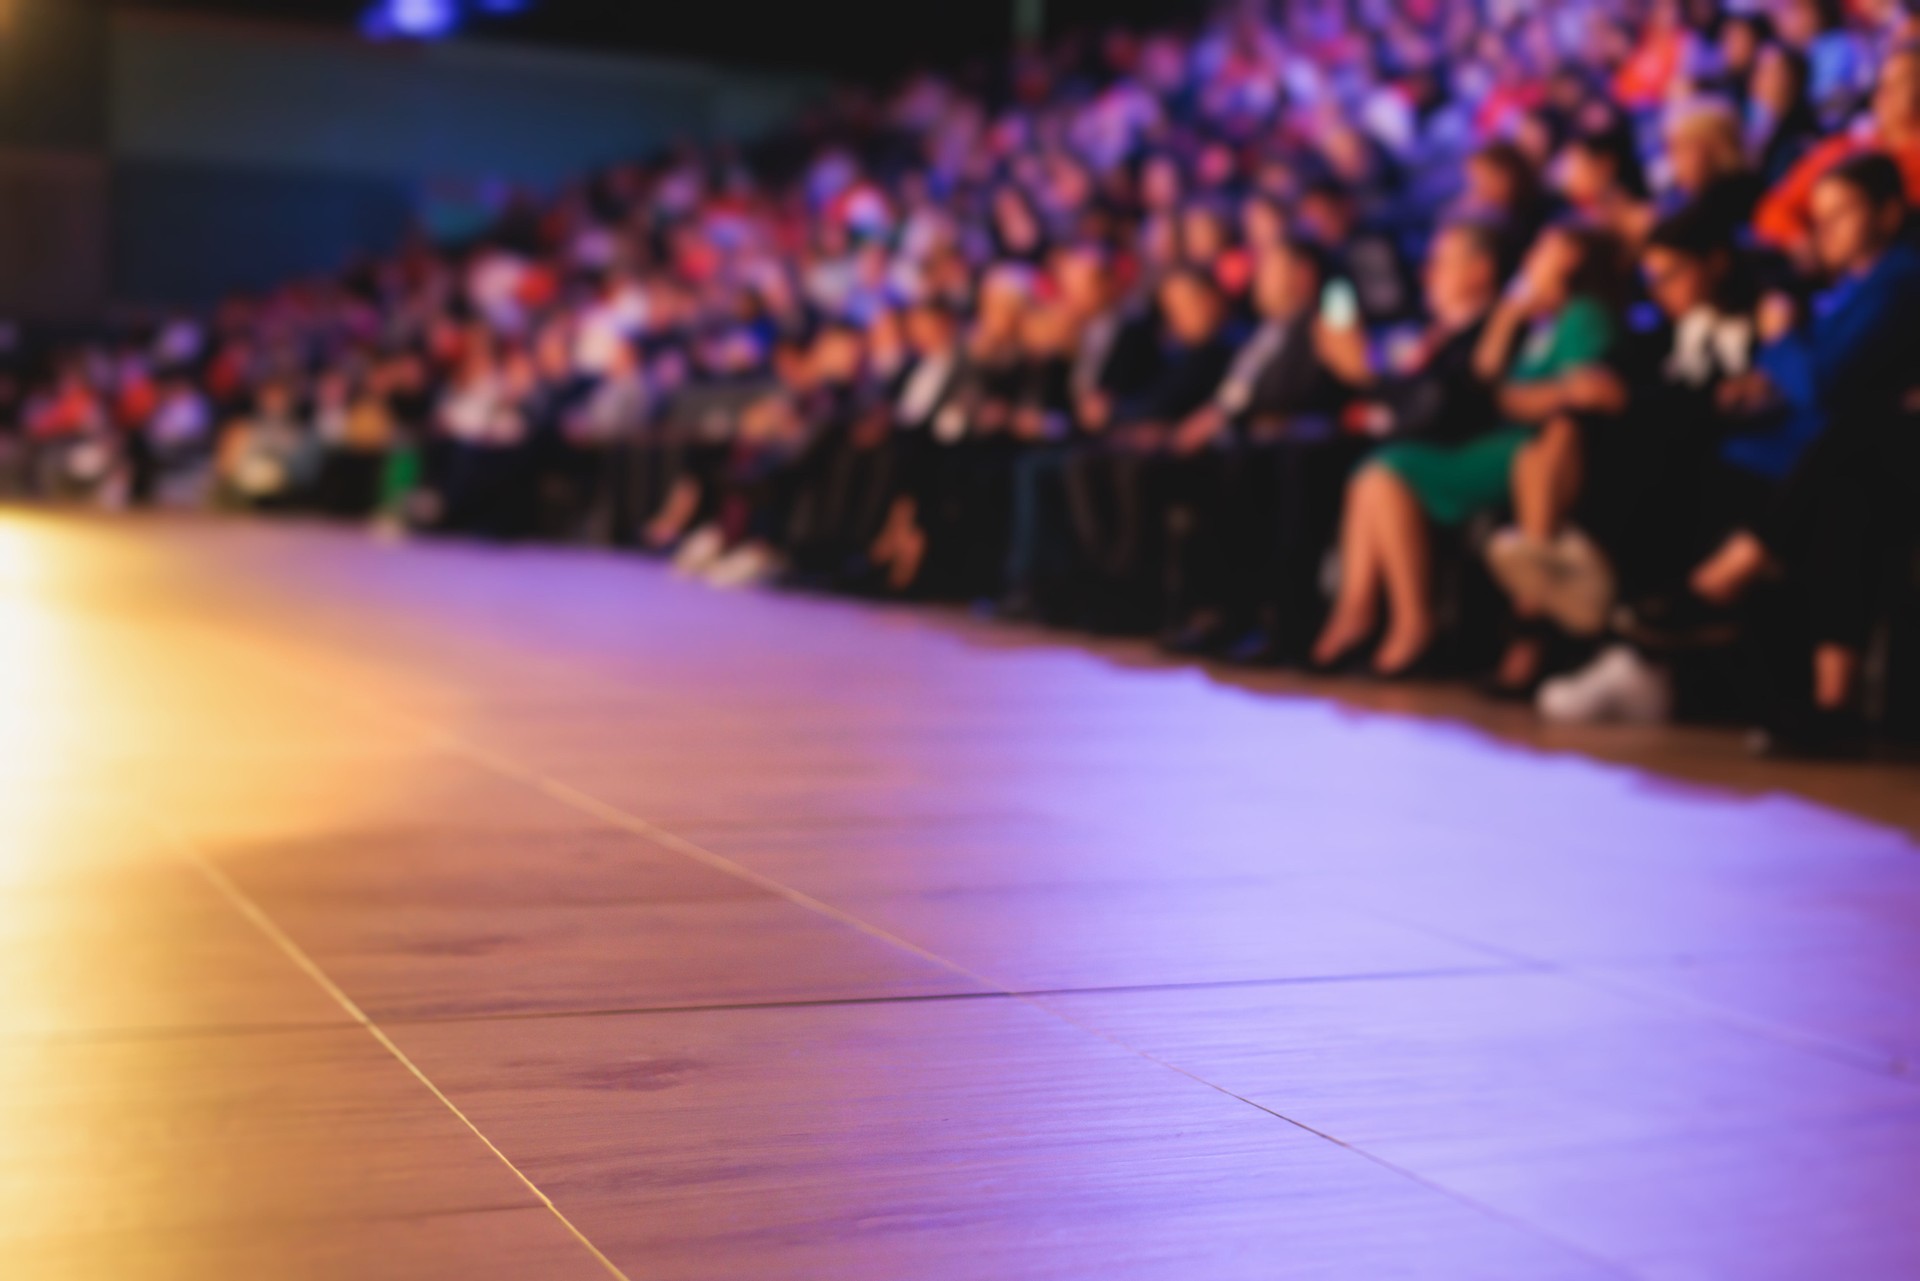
[
  {"x1": 1752, "y1": 43, "x2": 1799, "y2": 115},
  {"x1": 1141, "y1": 156, "x2": 1183, "y2": 211},
  {"x1": 1808, "y1": 175, "x2": 1899, "y2": 275},
  {"x1": 1296, "y1": 193, "x2": 1348, "y2": 244},
  {"x1": 811, "y1": 329, "x2": 865, "y2": 382},
  {"x1": 1423, "y1": 227, "x2": 1497, "y2": 320},
  {"x1": 259, "y1": 384, "x2": 295, "y2": 419},
  {"x1": 1873, "y1": 51, "x2": 1920, "y2": 138},
  {"x1": 1253, "y1": 248, "x2": 1318, "y2": 320},
  {"x1": 1558, "y1": 144, "x2": 1614, "y2": 208},
  {"x1": 1720, "y1": 20, "x2": 1760, "y2": 75},
  {"x1": 1521, "y1": 229, "x2": 1583, "y2": 311},
  {"x1": 1053, "y1": 249, "x2": 1107, "y2": 313},
  {"x1": 1158, "y1": 275, "x2": 1220, "y2": 345},
  {"x1": 1465, "y1": 154, "x2": 1517, "y2": 211},
  {"x1": 1180, "y1": 207, "x2": 1226, "y2": 265},
  {"x1": 1642, "y1": 245, "x2": 1714, "y2": 318},
  {"x1": 1241, "y1": 197, "x2": 1285, "y2": 251},
  {"x1": 1773, "y1": 0, "x2": 1820, "y2": 47},
  {"x1": 1667, "y1": 122, "x2": 1736, "y2": 196}
]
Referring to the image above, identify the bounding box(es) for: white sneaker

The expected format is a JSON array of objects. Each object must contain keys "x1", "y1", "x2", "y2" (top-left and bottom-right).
[
  {"x1": 1537, "y1": 644, "x2": 1673, "y2": 725},
  {"x1": 704, "y1": 542, "x2": 783, "y2": 589},
  {"x1": 672, "y1": 524, "x2": 726, "y2": 576}
]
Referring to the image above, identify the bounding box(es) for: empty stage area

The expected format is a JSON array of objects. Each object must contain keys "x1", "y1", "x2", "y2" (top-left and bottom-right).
[{"x1": 2, "y1": 512, "x2": 1918, "y2": 1280}]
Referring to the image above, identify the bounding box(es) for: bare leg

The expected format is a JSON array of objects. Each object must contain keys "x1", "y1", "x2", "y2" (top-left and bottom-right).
[
  {"x1": 1512, "y1": 416, "x2": 1582, "y2": 544},
  {"x1": 1313, "y1": 467, "x2": 1387, "y2": 664},
  {"x1": 1493, "y1": 635, "x2": 1545, "y2": 692},
  {"x1": 1813, "y1": 643, "x2": 1860, "y2": 712},
  {"x1": 644, "y1": 477, "x2": 702, "y2": 550},
  {"x1": 1370, "y1": 468, "x2": 1436, "y2": 675},
  {"x1": 1690, "y1": 529, "x2": 1775, "y2": 604}
]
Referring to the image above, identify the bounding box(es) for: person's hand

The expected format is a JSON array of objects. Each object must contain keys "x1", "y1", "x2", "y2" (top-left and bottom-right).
[
  {"x1": 1559, "y1": 364, "x2": 1625, "y2": 414},
  {"x1": 1757, "y1": 292, "x2": 1797, "y2": 344},
  {"x1": 1342, "y1": 401, "x2": 1395, "y2": 437},
  {"x1": 1076, "y1": 390, "x2": 1111, "y2": 433},
  {"x1": 1170, "y1": 408, "x2": 1223, "y2": 456},
  {"x1": 1313, "y1": 317, "x2": 1373, "y2": 386},
  {"x1": 1715, "y1": 370, "x2": 1777, "y2": 414}
]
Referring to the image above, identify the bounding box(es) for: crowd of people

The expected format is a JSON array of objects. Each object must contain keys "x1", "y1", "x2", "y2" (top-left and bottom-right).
[{"x1": 5, "y1": 0, "x2": 1920, "y2": 756}]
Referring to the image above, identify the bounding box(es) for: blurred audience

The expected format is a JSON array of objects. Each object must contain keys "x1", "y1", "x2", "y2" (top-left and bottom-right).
[{"x1": 9, "y1": 0, "x2": 1920, "y2": 757}]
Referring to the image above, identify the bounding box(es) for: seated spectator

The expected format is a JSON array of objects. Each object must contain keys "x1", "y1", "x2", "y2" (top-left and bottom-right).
[
  {"x1": 1626, "y1": 152, "x2": 1920, "y2": 752},
  {"x1": 1753, "y1": 42, "x2": 1920, "y2": 254},
  {"x1": 1309, "y1": 220, "x2": 1506, "y2": 676},
  {"x1": 216, "y1": 381, "x2": 318, "y2": 511},
  {"x1": 1158, "y1": 237, "x2": 1362, "y2": 659}
]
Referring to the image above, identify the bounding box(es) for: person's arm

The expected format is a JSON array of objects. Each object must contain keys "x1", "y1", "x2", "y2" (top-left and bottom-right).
[
  {"x1": 1170, "y1": 403, "x2": 1227, "y2": 455},
  {"x1": 1752, "y1": 135, "x2": 1851, "y2": 251},
  {"x1": 1498, "y1": 298, "x2": 1614, "y2": 423},
  {"x1": 1313, "y1": 317, "x2": 1374, "y2": 388},
  {"x1": 1472, "y1": 299, "x2": 1527, "y2": 383},
  {"x1": 1495, "y1": 379, "x2": 1569, "y2": 423}
]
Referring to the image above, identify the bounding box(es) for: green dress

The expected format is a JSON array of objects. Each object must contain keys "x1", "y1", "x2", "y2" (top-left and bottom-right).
[{"x1": 1372, "y1": 296, "x2": 1612, "y2": 527}]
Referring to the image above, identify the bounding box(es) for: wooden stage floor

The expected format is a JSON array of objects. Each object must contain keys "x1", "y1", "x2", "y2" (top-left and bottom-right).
[{"x1": 3, "y1": 511, "x2": 1918, "y2": 1280}]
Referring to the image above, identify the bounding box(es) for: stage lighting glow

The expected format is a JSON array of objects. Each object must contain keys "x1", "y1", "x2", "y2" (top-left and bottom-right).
[{"x1": 362, "y1": 0, "x2": 459, "y2": 40}]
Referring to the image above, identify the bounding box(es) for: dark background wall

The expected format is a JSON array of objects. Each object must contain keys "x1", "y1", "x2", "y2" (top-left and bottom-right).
[
  {"x1": 0, "y1": 0, "x2": 819, "y2": 321},
  {"x1": 0, "y1": 0, "x2": 112, "y2": 321},
  {"x1": 122, "y1": 0, "x2": 1204, "y2": 80},
  {"x1": 102, "y1": 13, "x2": 819, "y2": 311}
]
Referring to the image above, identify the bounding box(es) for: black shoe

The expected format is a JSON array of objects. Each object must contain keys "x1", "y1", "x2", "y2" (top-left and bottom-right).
[
  {"x1": 1373, "y1": 645, "x2": 1443, "y2": 683},
  {"x1": 1220, "y1": 627, "x2": 1289, "y2": 667},
  {"x1": 994, "y1": 591, "x2": 1040, "y2": 623},
  {"x1": 1158, "y1": 615, "x2": 1230, "y2": 657},
  {"x1": 1748, "y1": 707, "x2": 1868, "y2": 760},
  {"x1": 1614, "y1": 593, "x2": 1741, "y2": 651}
]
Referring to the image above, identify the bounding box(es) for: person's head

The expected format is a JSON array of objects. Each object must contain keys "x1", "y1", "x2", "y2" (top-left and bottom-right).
[
  {"x1": 809, "y1": 323, "x2": 866, "y2": 384},
  {"x1": 256, "y1": 380, "x2": 296, "y2": 420},
  {"x1": 1666, "y1": 100, "x2": 1751, "y2": 197},
  {"x1": 1519, "y1": 221, "x2": 1622, "y2": 315},
  {"x1": 1718, "y1": 13, "x2": 1771, "y2": 79},
  {"x1": 1157, "y1": 268, "x2": 1224, "y2": 346},
  {"x1": 1296, "y1": 179, "x2": 1356, "y2": 246},
  {"x1": 1772, "y1": 0, "x2": 1838, "y2": 49},
  {"x1": 1808, "y1": 151, "x2": 1910, "y2": 275},
  {"x1": 1642, "y1": 205, "x2": 1737, "y2": 317},
  {"x1": 1751, "y1": 41, "x2": 1812, "y2": 119},
  {"x1": 1050, "y1": 243, "x2": 1112, "y2": 315},
  {"x1": 1463, "y1": 141, "x2": 1540, "y2": 219},
  {"x1": 604, "y1": 337, "x2": 640, "y2": 379},
  {"x1": 1178, "y1": 201, "x2": 1230, "y2": 269},
  {"x1": 1240, "y1": 193, "x2": 1288, "y2": 254},
  {"x1": 976, "y1": 264, "x2": 1035, "y2": 344},
  {"x1": 1138, "y1": 152, "x2": 1185, "y2": 212},
  {"x1": 1423, "y1": 221, "x2": 1503, "y2": 325},
  {"x1": 991, "y1": 184, "x2": 1043, "y2": 253},
  {"x1": 1558, "y1": 122, "x2": 1648, "y2": 207},
  {"x1": 1252, "y1": 238, "x2": 1327, "y2": 322},
  {"x1": 1872, "y1": 44, "x2": 1920, "y2": 141}
]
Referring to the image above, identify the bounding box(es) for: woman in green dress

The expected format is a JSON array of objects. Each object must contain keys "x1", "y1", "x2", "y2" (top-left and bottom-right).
[{"x1": 1311, "y1": 223, "x2": 1620, "y2": 677}]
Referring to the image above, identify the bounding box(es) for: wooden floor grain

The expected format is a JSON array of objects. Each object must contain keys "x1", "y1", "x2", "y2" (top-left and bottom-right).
[{"x1": 2, "y1": 510, "x2": 1917, "y2": 1279}]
